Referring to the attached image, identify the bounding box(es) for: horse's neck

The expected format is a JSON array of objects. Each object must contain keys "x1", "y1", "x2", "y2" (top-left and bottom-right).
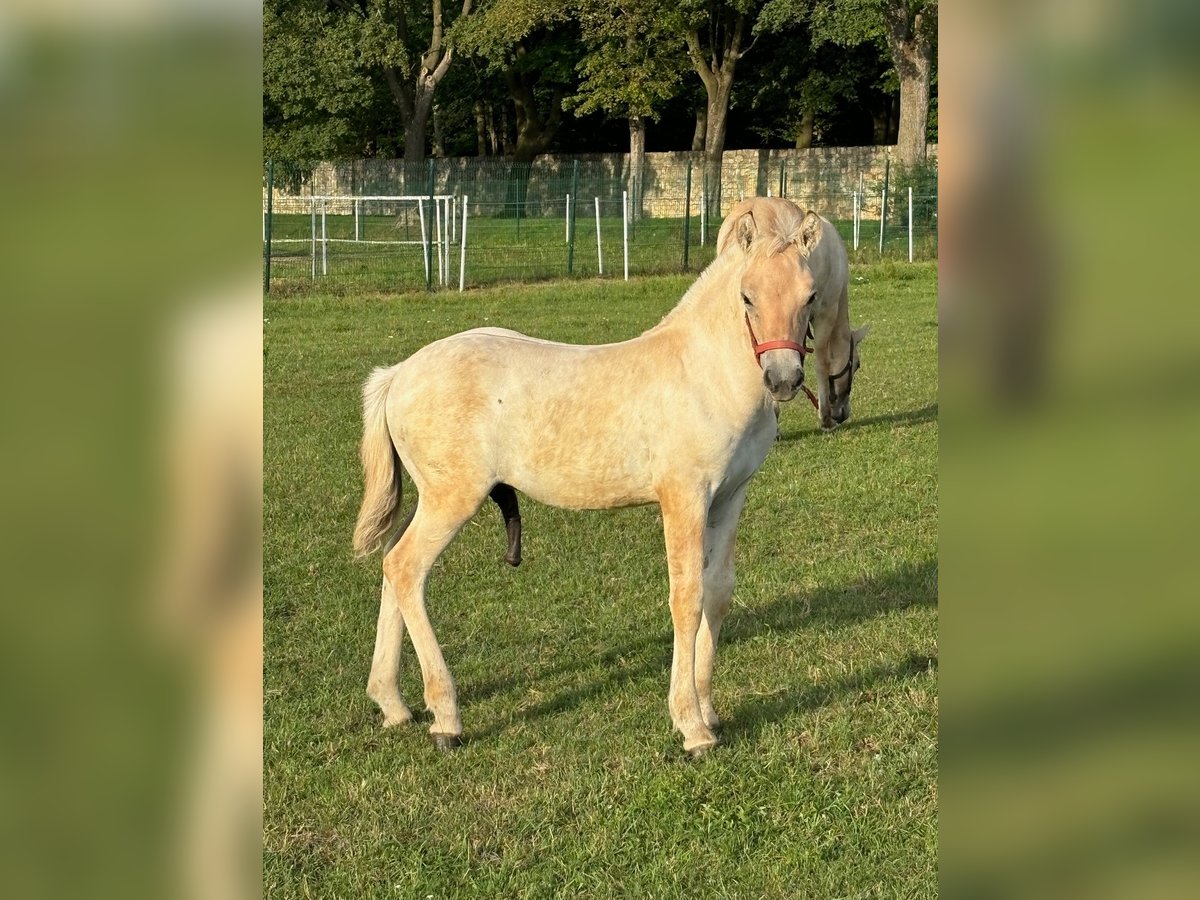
[
  {"x1": 647, "y1": 254, "x2": 745, "y2": 353},
  {"x1": 812, "y1": 296, "x2": 851, "y2": 371}
]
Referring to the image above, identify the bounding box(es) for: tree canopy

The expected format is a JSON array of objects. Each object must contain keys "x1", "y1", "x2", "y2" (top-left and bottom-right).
[{"x1": 263, "y1": 0, "x2": 937, "y2": 168}]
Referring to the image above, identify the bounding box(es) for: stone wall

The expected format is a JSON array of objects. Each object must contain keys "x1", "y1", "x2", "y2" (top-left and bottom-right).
[{"x1": 266, "y1": 145, "x2": 936, "y2": 221}]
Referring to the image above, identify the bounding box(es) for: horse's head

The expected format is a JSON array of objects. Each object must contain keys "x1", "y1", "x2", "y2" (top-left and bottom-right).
[
  {"x1": 720, "y1": 200, "x2": 824, "y2": 402},
  {"x1": 819, "y1": 324, "x2": 870, "y2": 431}
]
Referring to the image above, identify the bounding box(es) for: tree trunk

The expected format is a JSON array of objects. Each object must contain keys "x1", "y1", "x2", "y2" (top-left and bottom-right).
[
  {"x1": 432, "y1": 104, "x2": 445, "y2": 158},
  {"x1": 883, "y1": 1, "x2": 934, "y2": 167},
  {"x1": 895, "y1": 46, "x2": 930, "y2": 166},
  {"x1": 629, "y1": 115, "x2": 646, "y2": 220},
  {"x1": 402, "y1": 115, "x2": 427, "y2": 163},
  {"x1": 702, "y1": 75, "x2": 734, "y2": 220},
  {"x1": 692, "y1": 105, "x2": 707, "y2": 151},
  {"x1": 684, "y1": 15, "x2": 745, "y2": 223},
  {"x1": 872, "y1": 106, "x2": 888, "y2": 144},
  {"x1": 500, "y1": 104, "x2": 512, "y2": 156},
  {"x1": 794, "y1": 109, "x2": 815, "y2": 149},
  {"x1": 474, "y1": 102, "x2": 487, "y2": 156},
  {"x1": 504, "y1": 61, "x2": 563, "y2": 163}
]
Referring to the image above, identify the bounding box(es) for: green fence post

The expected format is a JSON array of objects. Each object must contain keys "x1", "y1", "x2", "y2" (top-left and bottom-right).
[
  {"x1": 778, "y1": 160, "x2": 785, "y2": 199},
  {"x1": 682, "y1": 160, "x2": 692, "y2": 271},
  {"x1": 880, "y1": 158, "x2": 890, "y2": 256},
  {"x1": 426, "y1": 159, "x2": 435, "y2": 290},
  {"x1": 567, "y1": 159, "x2": 579, "y2": 275},
  {"x1": 264, "y1": 160, "x2": 273, "y2": 293}
]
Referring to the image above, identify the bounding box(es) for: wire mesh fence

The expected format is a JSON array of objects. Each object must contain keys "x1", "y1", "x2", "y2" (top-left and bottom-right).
[{"x1": 263, "y1": 153, "x2": 937, "y2": 293}]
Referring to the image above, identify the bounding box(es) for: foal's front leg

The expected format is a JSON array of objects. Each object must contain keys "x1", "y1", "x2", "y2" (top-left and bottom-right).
[
  {"x1": 658, "y1": 485, "x2": 718, "y2": 756},
  {"x1": 696, "y1": 484, "x2": 748, "y2": 731}
]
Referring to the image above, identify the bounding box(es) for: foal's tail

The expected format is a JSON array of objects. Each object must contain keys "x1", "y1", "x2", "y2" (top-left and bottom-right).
[{"x1": 352, "y1": 365, "x2": 404, "y2": 558}]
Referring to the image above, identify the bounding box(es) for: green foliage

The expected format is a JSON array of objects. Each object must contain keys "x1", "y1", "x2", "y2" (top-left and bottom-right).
[
  {"x1": 566, "y1": 0, "x2": 688, "y2": 122},
  {"x1": 263, "y1": 2, "x2": 376, "y2": 178}
]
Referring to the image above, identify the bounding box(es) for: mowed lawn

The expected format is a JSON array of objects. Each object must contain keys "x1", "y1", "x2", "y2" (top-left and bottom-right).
[{"x1": 264, "y1": 262, "x2": 938, "y2": 898}]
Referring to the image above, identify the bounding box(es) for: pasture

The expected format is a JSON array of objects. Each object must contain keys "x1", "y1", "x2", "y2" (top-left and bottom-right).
[{"x1": 264, "y1": 261, "x2": 938, "y2": 897}]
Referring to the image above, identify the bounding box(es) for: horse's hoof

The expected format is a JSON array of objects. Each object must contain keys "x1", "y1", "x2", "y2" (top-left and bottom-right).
[
  {"x1": 431, "y1": 733, "x2": 462, "y2": 752},
  {"x1": 381, "y1": 712, "x2": 414, "y2": 728},
  {"x1": 686, "y1": 740, "x2": 719, "y2": 760}
]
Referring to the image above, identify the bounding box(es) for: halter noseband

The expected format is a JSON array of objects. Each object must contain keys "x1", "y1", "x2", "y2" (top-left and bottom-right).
[{"x1": 744, "y1": 313, "x2": 820, "y2": 409}]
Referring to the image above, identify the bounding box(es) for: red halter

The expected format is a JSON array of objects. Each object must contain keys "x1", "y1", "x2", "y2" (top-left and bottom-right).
[{"x1": 744, "y1": 313, "x2": 820, "y2": 409}]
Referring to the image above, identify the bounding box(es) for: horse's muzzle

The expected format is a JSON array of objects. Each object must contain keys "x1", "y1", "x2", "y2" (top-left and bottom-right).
[{"x1": 761, "y1": 351, "x2": 804, "y2": 402}]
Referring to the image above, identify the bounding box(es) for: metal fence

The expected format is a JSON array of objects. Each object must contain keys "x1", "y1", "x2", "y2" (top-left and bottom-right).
[{"x1": 263, "y1": 155, "x2": 937, "y2": 293}]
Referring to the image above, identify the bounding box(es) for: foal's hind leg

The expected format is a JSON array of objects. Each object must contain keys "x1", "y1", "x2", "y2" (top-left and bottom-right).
[
  {"x1": 367, "y1": 575, "x2": 413, "y2": 727},
  {"x1": 696, "y1": 485, "x2": 749, "y2": 731},
  {"x1": 381, "y1": 496, "x2": 479, "y2": 747},
  {"x1": 367, "y1": 515, "x2": 417, "y2": 726}
]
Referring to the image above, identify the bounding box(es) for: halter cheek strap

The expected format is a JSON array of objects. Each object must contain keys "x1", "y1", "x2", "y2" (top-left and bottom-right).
[{"x1": 744, "y1": 313, "x2": 820, "y2": 409}]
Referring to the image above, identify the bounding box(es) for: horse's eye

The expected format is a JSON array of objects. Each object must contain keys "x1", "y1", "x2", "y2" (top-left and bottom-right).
[
  {"x1": 742, "y1": 293, "x2": 753, "y2": 307},
  {"x1": 809, "y1": 292, "x2": 817, "y2": 305}
]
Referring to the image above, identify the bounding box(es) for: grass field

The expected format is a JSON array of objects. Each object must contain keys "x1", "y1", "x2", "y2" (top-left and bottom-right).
[{"x1": 264, "y1": 261, "x2": 938, "y2": 897}]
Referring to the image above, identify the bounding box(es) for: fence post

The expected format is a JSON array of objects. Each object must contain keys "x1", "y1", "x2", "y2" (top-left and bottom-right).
[
  {"x1": 700, "y1": 188, "x2": 707, "y2": 246},
  {"x1": 879, "y1": 158, "x2": 890, "y2": 255},
  {"x1": 622, "y1": 190, "x2": 629, "y2": 281},
  {"x1": 778, "y1": 161, "x2": 785, "y2": 199},
  {"x1": 263, "y1": 160, "x2": 273, "y2": 293},
  {"x1": 459, "y1": 194, "x2": 469, "y2": 292},
  {"x1": 853, "y1": 190, "x2": 860, "y2": 251},
  {"x1": 908, "y1": 186, "x2": 914, "y2": 262},
  {"x1": 426, "y1": 160, "x2": 435, "y2": 290},
  {"x1": 321, "y1": 199, "x2": 328, "y2": 276},
  {"x1": 568, "y1": 160, "x2": 579, "y2": 275},
  {"x1": 310, "y1": 199, "x2": 316, "y2": 280},
  {"x1": 434, "y1": 198, "x2": 444, "y2": 285},
  {"x1": 354, "y1": 198, "x2": 360, "y2": 241},
  {"x1": 594, "y1": 197, "x2": 603, "y2": 275},
  {"x1": 418, "y1": 198, "x2": 429, "y2": 286},
  {"x1": 682, "y1": 160, "x2": 692, "y2": 271}
]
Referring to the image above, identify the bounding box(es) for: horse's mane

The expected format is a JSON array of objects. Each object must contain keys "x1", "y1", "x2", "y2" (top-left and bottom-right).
[{"x1": 648, "y1": 199, "x2": 806, "y2": 334}]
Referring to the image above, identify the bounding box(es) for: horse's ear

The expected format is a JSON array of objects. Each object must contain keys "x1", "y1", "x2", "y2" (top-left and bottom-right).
[
  {"x1": 799, "y1": 211, "x2": 823, "y2": 256},
  {"x1": 852, "y1": 324, "x2": 872, "y2": 344},
  {"x1": 732, "y1": 212, "x2": 757, "y2": 253},
  {"x1": 718, "y1": 211, "x2": 756, "y2": 254}
]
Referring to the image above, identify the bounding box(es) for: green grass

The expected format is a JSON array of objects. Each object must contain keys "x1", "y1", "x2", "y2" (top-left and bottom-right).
[
  {"x1": 264, "y1": 261, "x2": 938, "y2": 897},
  {"x1": 265, "y1": 211, "x2": 939, "y2": 294}
]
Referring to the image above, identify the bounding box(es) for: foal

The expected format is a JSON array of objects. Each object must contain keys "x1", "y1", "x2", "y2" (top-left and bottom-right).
[{"x1": 354, "y1": 201, "x2": 824, "y2": 755}]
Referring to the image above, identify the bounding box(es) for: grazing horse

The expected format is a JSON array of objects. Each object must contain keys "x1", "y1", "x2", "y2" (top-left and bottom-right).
[
  {"x1": 717, "y1": 198, "x2": 870, "y2": 432},
  {"x1": 353, "y1": 200, "x2": 823, "y2": 756}
]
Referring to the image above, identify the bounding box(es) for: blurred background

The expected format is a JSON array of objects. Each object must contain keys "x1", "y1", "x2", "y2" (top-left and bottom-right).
[
  {"x1": 942, "y1": 0, "x2": 1200, "y2": 896},
  {"x1": 0, "y1": 0, "x2": 1198, "y2": 897},
  {"x1": 0, "y1": 2, "x2": 260, "y2": 899}
]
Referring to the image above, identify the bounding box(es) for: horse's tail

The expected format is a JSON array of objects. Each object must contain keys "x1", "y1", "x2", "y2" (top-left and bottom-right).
[{"x1": 352, "y1": 364, "x2": 404, "y2": 558}]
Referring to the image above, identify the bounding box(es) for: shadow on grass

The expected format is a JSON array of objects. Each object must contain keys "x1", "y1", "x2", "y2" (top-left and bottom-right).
[
  {"x1": 779, "y1": 402, "x2": 937, "y2": 442},
  {"x1": 460, "y1": 556, "x2": 936, "y2": 743}
]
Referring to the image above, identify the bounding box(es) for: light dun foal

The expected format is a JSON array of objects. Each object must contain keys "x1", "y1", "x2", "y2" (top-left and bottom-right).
[{"x1": 354, "y1": 200, "x2": 826, "y2": 756}]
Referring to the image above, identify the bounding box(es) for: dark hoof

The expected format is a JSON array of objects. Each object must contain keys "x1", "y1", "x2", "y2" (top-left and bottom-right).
[{"x1": 431, "y1": 733, "x2": 462, "y2": 752}]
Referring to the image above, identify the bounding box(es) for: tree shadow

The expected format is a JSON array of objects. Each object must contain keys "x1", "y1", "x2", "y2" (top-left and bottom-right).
[
  {"x1": 778, "y1": 402, "x2": 937, "y2": 443},
  {"x1": 459, "y1": 556, "x2": 937, "y2": 742}
]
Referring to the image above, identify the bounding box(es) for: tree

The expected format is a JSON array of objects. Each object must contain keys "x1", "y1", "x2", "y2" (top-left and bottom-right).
[
  {"x1": 264, "y1": 2, "x2": 376, "y2": 179},
  {"x1": 680, "y1": 0, "x2": 761, "y2": 216},
  {"x1": 568, "y1": 0, "x2": 688, "y2": 211},
  {"x1": 454, "y1": 1, "x2": 579, "y2": 162},
  {"x1": 361, "y1": 0, "x2": 477, "y2": 162},
  {"x1": 758, "y1": 0, "x2": 937, "y2": 166},
  {"x1": 264, "y1": 1, "x2": 475, "y2": 167}
]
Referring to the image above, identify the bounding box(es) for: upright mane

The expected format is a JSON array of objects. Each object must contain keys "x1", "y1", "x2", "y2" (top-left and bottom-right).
[{"x1": 648, "y1": 198, "x2": 808, "y2": 335}]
